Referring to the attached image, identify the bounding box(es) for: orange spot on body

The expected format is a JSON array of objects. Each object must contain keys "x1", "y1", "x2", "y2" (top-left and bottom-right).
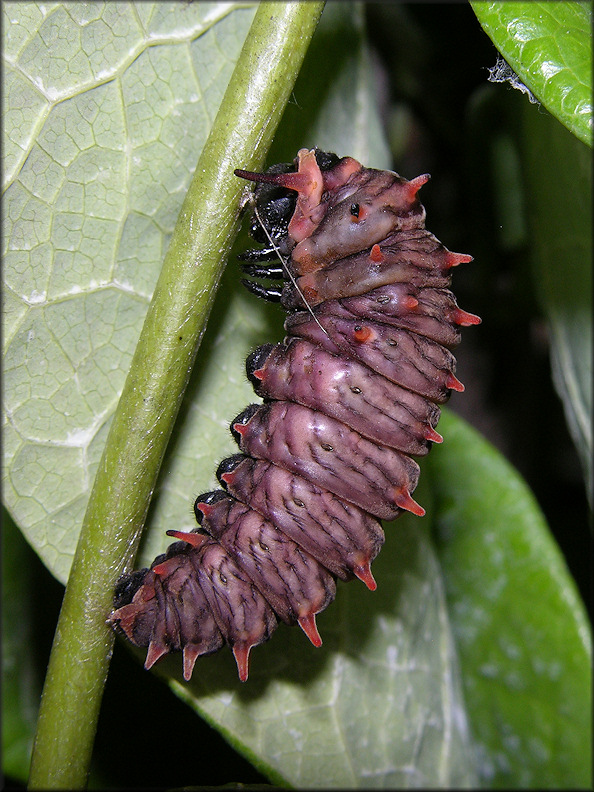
[
  {"x1": 354, "y1": 325, "x2": 373, "y2": 343},
  {"x1": 403, "y1": 295, "x2": 419, "y2": 310},
  {"x1": 301, "y1": 285, "x2": 319, "y2": 303},
  {"x1": 351, "y1": 205, "x2": 368, "y2": 223}
]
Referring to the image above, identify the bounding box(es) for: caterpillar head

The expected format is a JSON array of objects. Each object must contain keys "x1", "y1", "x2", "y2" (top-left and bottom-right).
[{"x1": 236, "y1": 149, "x2": 430, "y2": 275}]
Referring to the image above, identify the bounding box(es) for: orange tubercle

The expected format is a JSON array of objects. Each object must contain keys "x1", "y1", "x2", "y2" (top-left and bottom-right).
[
  {"x1": 298, "y1": 613, "x2": 323, "y2": 647},
  {"x1": 152, "y1": 558, "x2": 177, "y2": 577},
  {"x1": 232, "y1": 642, "x2": 252, "y2": 682},
  {"x1": 166, "y1": 529, "x2": 208, "y2": 549},
  {"x1": 446, "y1": 372, "x2": 465, "y2": 392},
  {"x1": 451, "y1": 307, "x2": 481, "y2": 326},
  {"x1": 370, "y1": 244, "x2": 384, "y2": 263},
  {"x1": 405, "y1": 173, "x2": 431, "y2": 202},
  {"x1": 444, "y1": 251, "x2": 473, "y2": 269},
  {"x1": 425, "y1": 425, "x2": 444, "y2": 444},
  {"x1": 183, "y1": 644, "x2": 201, "y2": 681},
  {"x1": 145, "y1": 641, "x2": 169, "y2": 670},
  {"x1": 394, "y1": 487, "x2": 425, "y2": 517},
  {"x1": 353, "y1": 560, "x2": 377, "y2": 591}
]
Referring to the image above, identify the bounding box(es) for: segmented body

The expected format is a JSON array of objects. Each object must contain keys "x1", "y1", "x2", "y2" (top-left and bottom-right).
[{"x1": 109, "y1": 148, "x2": 480, "y2": 681}]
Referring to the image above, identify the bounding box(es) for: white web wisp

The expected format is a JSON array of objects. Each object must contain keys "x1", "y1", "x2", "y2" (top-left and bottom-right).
[
  {"x1": 487, "y1": 55, "x2": 538, "y2": 104},
  {"x1": 253, "y1": 204, "x2": 329, "y2": 338}
]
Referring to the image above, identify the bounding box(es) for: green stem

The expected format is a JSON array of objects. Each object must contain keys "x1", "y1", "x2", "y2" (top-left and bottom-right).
[{"x1": 28, "y1": 3, "x2": 325, "y2": 788}]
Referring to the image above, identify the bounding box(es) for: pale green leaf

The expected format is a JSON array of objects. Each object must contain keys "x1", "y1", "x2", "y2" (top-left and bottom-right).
[{"x1": 2, "y1": 1, "x2": 258, "y2": 583}]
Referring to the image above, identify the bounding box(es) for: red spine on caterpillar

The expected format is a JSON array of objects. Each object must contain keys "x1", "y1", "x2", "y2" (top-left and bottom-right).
[{"x1": 109, "y1": 148, "x2": 480, "y2": 681}]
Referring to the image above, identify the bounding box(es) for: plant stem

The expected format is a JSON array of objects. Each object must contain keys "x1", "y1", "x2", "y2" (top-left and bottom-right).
[{"x1": 27, "y1": 2, "x2": 325, "y2": 788}]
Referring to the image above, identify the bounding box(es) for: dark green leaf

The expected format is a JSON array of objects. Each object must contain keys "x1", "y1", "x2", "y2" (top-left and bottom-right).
[
  {"x1": 428, "y1": 411, "x2": 592, "y2": 788},
  {"x1": 2, "y1": 509, "x2": 40, "y2": 783},
  {"x1": 471, "y1": 1, "x2": 592, "y2": 146}
]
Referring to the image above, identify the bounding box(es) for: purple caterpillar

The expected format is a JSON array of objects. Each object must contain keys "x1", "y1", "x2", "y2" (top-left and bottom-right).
[{"x1": 109, "y1": 149, "x2": 480, "y2": 681}]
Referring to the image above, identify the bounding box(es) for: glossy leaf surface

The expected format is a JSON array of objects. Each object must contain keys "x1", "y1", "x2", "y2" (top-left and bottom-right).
[{"x1": 471, "y1": 1, "x2": 592, "y2": 146}]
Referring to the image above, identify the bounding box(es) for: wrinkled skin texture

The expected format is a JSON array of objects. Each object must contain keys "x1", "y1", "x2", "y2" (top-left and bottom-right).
[{"x1": 109, "y1": 148, "x2": 480, "y2": 681}]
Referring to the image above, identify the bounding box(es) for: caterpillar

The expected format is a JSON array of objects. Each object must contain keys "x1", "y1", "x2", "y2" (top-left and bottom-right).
[{"x1": 109, "y1": 148, "x2": 480, "y2": 682}]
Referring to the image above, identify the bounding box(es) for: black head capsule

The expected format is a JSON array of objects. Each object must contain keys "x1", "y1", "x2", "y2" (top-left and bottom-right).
[
  {"x1": 193, "y1": 490, "x2": 229, "y2": 525},
  {"x1": 230, "y1": 404, "x2": 261, "y2": 447},
  {"x1": 246, "y1": 344, "x2": 274, "y2": 389},
  {"x1": 216, "y1": 454, "x2": 248, "y2": 488}
]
